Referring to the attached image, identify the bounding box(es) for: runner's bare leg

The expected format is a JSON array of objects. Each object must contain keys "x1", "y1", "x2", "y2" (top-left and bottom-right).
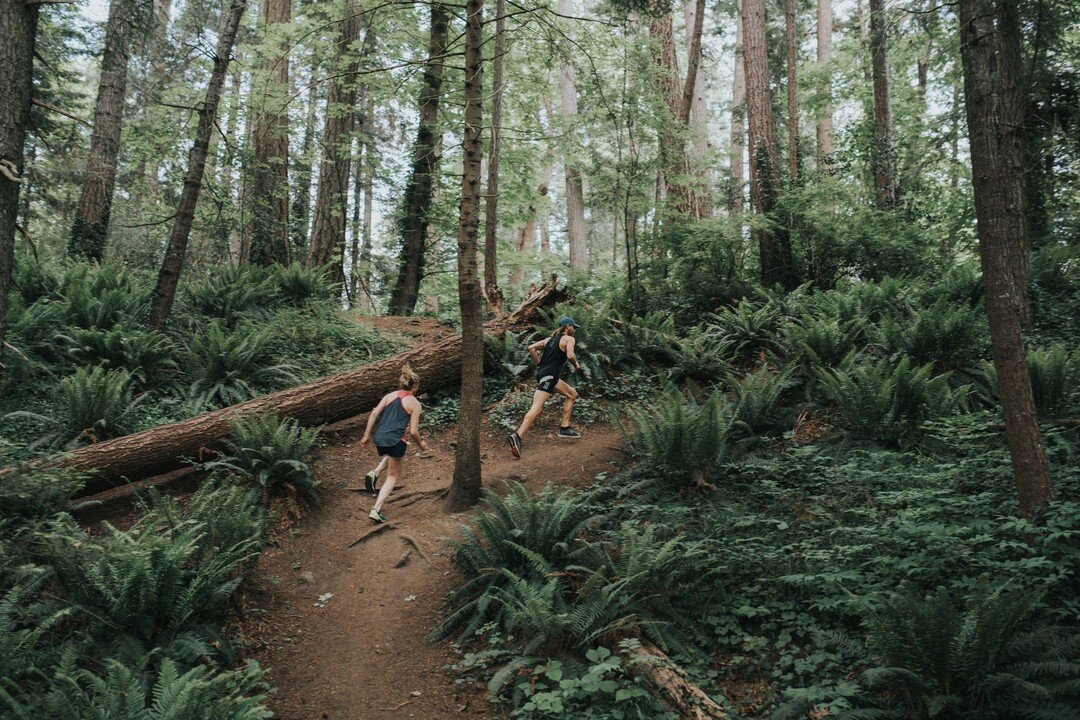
[
  {"x1": 556, "y1": 380, "x2": 577, "y2": 427},
  {"x1": 373, "y1": 456, "x2": 402, "y2": 513},
  {"x1": 516, "y1": 390, "x2": 551, "y2": 437}
]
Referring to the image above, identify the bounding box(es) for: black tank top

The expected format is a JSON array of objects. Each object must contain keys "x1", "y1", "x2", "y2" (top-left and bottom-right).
[{"x1": 536, "y1": 334, "x2": 568, "y2": 381}]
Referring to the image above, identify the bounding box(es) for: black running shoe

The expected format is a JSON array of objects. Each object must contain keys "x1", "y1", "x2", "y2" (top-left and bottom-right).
[
  {"x1": 507, "y1": 432, "x2": 522, "y2": 458},
  {"x1": 558, "y1": 427, "x2": 582, "y2": 439},
  {"x1": 364, "y1": 470, "x2": 378, "y2": 494}
]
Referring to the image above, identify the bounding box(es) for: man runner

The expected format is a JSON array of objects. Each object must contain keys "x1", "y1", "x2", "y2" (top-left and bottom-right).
[{"x1": 507, "y1": 316, "x2": 582, "y2": 457}]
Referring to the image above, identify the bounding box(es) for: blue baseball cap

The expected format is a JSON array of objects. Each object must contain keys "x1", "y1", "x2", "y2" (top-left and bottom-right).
[{"x1": 559, "y1": 316, "x2": 581, "y2": 328}]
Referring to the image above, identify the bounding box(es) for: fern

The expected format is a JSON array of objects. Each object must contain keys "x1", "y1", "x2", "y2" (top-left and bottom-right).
[
  {"x1": 203, "y1": 414, "x2": 321, "y2": 507},
  {"x1": 818, "y1": 357, "x2": 969, "y2": 447},
  {"x1": 839, "y1": 584, "x2": 1080, "y2": 719},
  {"x1": 271, "y1": 262, "x2": 334, "y2": 304},
  {"x1": 184, "y1": 265, "x2": 277, "y2": 323},
  {"x1": 880, "y1": 299, "x2": 987, "y2": 373},
  {"x1": 184, "y1": 322, "x2": 298, "y2": 408}
]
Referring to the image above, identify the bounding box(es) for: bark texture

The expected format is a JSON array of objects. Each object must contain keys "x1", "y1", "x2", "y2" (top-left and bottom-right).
[
  {"x1": 307, "y1": 0, "x2": 364, "y2": 285},
  {"x1": 482, "y1": 0, "x2": 507, "y2": 313},
  {"x1": 19, "y1": 280, "x2": 564, "y2": 495},
  {"x1": 682, "y1": 0, "x2": 710, "y2": 170},
  {"x1": 742, "y1": 0, "x2": 797, "y2": 289},
  {"x1": 785, "y1": 0, "x2": 799, "y2": 183},
  {"x1": 626, "y1": 641, "x2": 726, "y2": 719},
  {"x1": 69, "y1": 0, "x2": 138, "y2": 261},
  {"x1": 388, "y1": 2, "x2": 448, "y2": 315},
  {"x1": 148, "y1": 0, "x2": 247, "y2": 329},
  {"x1": 0, "y1": 0, "x2": 40, "y2": 369},
  {"x1": 729, "y1": 4, "x2": 745, "y2": 216},
  {"x1": 447, "y1": 0, "x2": 485, "y2": 512},
  {"x1": 816, "y1": 0, "x2": 833, "y2": 167},
  {"x1": 558, "y1": 0, "x2": 587, "y2": 273},
  {"x1": 247, "y1": 0, "x2": 292, "y2": 265},
  {"x1": 958, "y1": 0, "x2": 1052, "y2": 518},
  {"x1": 868, "y1": 0, "x2": 896, "y2": 208}
]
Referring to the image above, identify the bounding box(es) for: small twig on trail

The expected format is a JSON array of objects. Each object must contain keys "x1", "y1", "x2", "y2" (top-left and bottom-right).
[
  {"x1": 347, "y1": 523, "x2": 395, "y2": 547},
  {"x1": 394, "y1": 549, "x2": 414, "y2": 568},
  {"x1": 387, "y1": 700, "x2": 412, "y2": 711},
  {"x1": 399, "y1": 534, "x2": 428, "y2": 561}
]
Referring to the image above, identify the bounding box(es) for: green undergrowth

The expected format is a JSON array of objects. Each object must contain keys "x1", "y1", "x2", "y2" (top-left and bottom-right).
[
  {"x1": 0, "y1": 413, "x2": 321, "y2": 718},
  {"x1": 0, "y1": 260, "x2": 403, "y2": 462},
  {"x1": 441, "y1": 419, "x2": 1080, "y2": 718}
]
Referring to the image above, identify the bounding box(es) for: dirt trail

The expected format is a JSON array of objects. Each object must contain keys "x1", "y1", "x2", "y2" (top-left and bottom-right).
[{"x1": 242, "y1": 417, "x2": 625, "y2": 720}]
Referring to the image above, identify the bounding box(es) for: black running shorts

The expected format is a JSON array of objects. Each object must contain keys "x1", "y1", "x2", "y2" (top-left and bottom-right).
[
  {"x1": 376, "y1": 441, "x2": 407, "y2": 458},
  {"x1": 536, "y1": 373, "x2": 560, "y2": 394}
]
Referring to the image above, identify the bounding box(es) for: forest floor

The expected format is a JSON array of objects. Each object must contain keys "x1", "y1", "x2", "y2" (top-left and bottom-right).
[{"x1": 231, "y1": 316, "x2": 626, "y2": 719}]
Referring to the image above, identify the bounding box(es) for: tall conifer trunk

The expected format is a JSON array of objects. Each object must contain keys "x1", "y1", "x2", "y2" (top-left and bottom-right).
[
  {"x1": 816, "y1": 0, "x2": 833, "y2": 168},
  {"x1": 388, "y1": 3, "x2": 448, "y2": 315},
  {"x1": 729, "y1": 4, "x2": 745, "y2": 216},
  {"x1": 868, "y1": 0, "x2": 896, "y2": 208},
  {"x1": 958, "y1": 0, "x2": 1052, "y2": 518},
  {"x1": 69, "y1": 0, "x2": 139, "y2": 260},
  {"x1": 482, "y1": 0, "x2": 507, "y2": 312},
  {"x1": 446, "y1": 0, "x2": 485, "y2": 512}
]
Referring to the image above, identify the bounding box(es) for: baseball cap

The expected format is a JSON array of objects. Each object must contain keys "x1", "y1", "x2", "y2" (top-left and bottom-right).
[{"x1": 559, "y1": 316, "x2": 581, "y2": 328}]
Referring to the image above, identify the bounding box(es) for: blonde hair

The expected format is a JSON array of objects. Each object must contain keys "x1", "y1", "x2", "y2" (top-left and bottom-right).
[{"x1": 399, "y1": 364, "x2": 420, "y2": 391}]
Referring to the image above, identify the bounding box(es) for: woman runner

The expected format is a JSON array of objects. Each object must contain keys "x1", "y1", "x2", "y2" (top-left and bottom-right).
[
  {"x1": 507, "y1": 316, "x2": 582, "y2": 457},
  {"x1": 360, "y1": 365, "x2": 430, "y2": 523}
]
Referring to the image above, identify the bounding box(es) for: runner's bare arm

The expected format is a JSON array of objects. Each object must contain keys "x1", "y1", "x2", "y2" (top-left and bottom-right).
[
  {"x1": 527, "y1": 338, "x2": 546, "y2": 364},
  {"x1": 564, "y1": 336, "x2": 580, "y2": 370},
  {"x1": 406, "y1": 398, "x2": 430, "y2": 451},
  {"x1": 360, "y1": 395, "x2": 390, "y2": 445}
]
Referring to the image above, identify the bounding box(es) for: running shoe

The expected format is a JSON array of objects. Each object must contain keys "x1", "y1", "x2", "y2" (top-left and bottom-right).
[
  {"x1": 558, "y1": 427, "x2": 582, "y2": 439},
  {"x1": 369, "y1": 508, "x2": 387, "y2": 523},
  {"x1": 507, "y1": 432, "x2": 522, "y2": 458},
  {"x1": 364, "y1": 470, "x2": 378, "y2": 494}
]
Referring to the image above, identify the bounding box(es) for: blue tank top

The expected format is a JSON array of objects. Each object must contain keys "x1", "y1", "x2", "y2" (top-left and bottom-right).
[{"x1": 373, "y1": 391, "x2": 412, "y2": 446}]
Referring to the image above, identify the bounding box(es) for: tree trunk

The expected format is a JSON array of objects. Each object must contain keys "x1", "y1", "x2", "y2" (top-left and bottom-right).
[
  {"x1": 0, "y1": 0, "x2": 39, "y2": 371},
  {"x1": 647, "y1": 0, "x2": 702, "y2": 220},
  {"x1": 511, "y1": 167, "x2": 549, "y2": 285},
  {"x1": 15, "y1": 280, "x2": 564, "y2": 495},
  {"x1": 388, "y1": 2, "x2": 448, "y2": 315},
  {"x1": 729, "y1": 3, "x2": 745, "y2": 216},
  {"x1": 683, "y1": 0, "x2": 710, "y2": 163},
  {"x1": 785, "y1": 0, "x2": 799, "y2": 184},
  {"x1": 148, "y1": 0, "x2": 247, "y2": 330},
  {"x1": 816, "y1": 0, "x2": 833, "y2": 169},
  {"x1": 625, "y1": 640, "x2": 726, "y2": 719},
  {"x1": 482, "y1": 0, "x2": 507, "y2": 313},
  {"x1": 743, "y1": 0, "x2": 796, "y2": 289},
  {"x1": 247, "y1": 0, "x2": 292, "y2": 265},
  {"x1": 290, "y1": 81, "x2": 318, "y2": 260},
  {"x1": 558, "y1": 0, "x2": 587, "y2": 273},
  {"x1": 868, "y1": 0, "x2": 896, "y2": 209},
  {"x1": 683, "y1": 0, "x2": 711, "y2": 215},
  {"x1": 69, "y1": 0, "x2": 137, "y2": 261},
  {"x1": 359, "y1": 124, "x2": 375, "y2": 309},
  {"x1": 307, "y1": 0, "x2": 364, "y2": 286},
  {"x1": 349, "y1": 136, "x2": 363, "y2": 305},
  {"x1": 958, "y1": 0, "x2": 1052, "y2": 518},
  {"x1": 446, "y1": 0, "x2": 485, "y2": 513}
]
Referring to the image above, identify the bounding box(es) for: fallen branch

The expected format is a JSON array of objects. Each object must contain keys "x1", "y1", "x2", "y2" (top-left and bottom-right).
[
  {"x1": 398, "y1": 534, "x2": 428, "y2": 561},
  {"x1": 625, "y1": 640, "x2": 725, "y2": 719}
]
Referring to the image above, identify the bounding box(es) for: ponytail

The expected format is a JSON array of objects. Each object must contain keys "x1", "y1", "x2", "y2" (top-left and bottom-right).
[{"x1": 399, "y1": 364, "x2": 420, "y2": 391}]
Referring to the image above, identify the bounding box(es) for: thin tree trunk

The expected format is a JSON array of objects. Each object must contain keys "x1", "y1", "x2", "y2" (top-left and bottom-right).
[
  {"x1": 743, "y1": 0, "x2": 796, "y2": 289},
  {"x1": 868, "y1": 0, "x2": 896, "y2": 208},
  {"x1": 729, "y1": 4, "x2": 746, "y2": 216},
  {"x1": 69, "y1": 0, "x2": 138, "y2": 261},
  {"x1": 785, "y1": 0, "x2": 799, "y2": 183},
  {"x1": 558, "y1": 0, "x2": 587, "y2": 273},
  {"x1": 388, "y1": 2, "x2": 448, "y2": 315},
  {"x1": 349, "y1": 136, "x2": 364, "y2": 306},
  {"x1": 683, "y1": 0, "x2": 710, "y2": 163},
  {"x1": 308, "y1": 0, "x2": 364, "y2": 285},
  {"x1": 816, "y1": 0, "x2": 833, "y2": 169},
  {"x1": 0, "y1": 0, "x2": 39, "y2": 369},
  {"x1": 290, "y1": 81, "x2": 318, "y2": 259},
  {"x1": 148, "y1": 0, "x2": 247, "y2": 330},
  {"x1": 482, "y1": 0, "x2": 507, "y2": 313},
  {"x1": 248, "y1": 0, "x2": 292, "y2": 265},
  {"x1": 225, "y1": 65, "x2": 244, "y2": 265},
  {"x1": 447, "y1": 0, "x2": 485, "y2": 512},
  {"x1": 359, "y1": 116, "x2": 375, "y2": 309},
  {"x1": 958, "y1": 0, "x2": 1051, "y2": 518}
]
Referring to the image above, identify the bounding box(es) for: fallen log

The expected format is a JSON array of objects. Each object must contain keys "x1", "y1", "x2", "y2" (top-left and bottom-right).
[
  {"x1": 9, "y1": 277, "x2": 565, "y2": 496},
  {"x1": 626, "y1": 640, "x2": 726, "y2": 719}
]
